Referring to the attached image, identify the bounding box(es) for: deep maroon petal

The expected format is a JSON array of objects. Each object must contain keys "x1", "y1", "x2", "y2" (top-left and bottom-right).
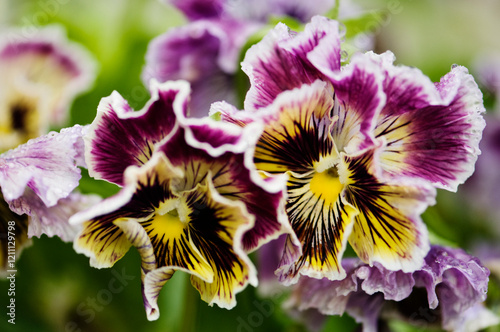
[{"x1": 86, "y1": 80, "x2": 189, "y2": 186}]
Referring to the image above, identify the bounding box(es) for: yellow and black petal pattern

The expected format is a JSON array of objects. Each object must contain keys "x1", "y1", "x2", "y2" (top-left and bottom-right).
[{"x1": 71, "y1": 151, "x2": 257, "y2": 320}]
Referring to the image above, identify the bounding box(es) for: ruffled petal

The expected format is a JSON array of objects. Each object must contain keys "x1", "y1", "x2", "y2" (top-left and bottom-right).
[
  {"x1": 0, "y1": 124, "x2": 87, "y2": 206},
  {"x1": 285, "y1": 246, "x2": 494, "y2": 332},
  {"x1": 415, "y1": 246, "x2": 490, "y2": 330},
  {"x1": 327, "y1": 54, "x2": 385, "y2": 153},
  {"x1": 248, "y1": 81, "x2": 335, "y2": 174},
  {"x1": 283, "y1": 259, "x2": 360, "y2": 316},
  {"x1": 367, "y1": 52, "x2": 486, "y2": 191},
  {"x1": 276, "y1": 170, "x2": 357, "y2": 284},
  {"x1": 143, "y1": 19, "x2": 257, "y2": 116},
  {"x1": 186, "y1": 178, "x2": 257, "y2": 309},
  {"x1": 242, "y1": 16, "x2": 340, "y2": 111},
  {"x1": 71, "y1": 153, "x2": 184, "y2": 268},
  {"x1": 342, "y1": 145, "x2": 434, "y2": 272},
  {"x1": 85, "y1": 80, "x2": 189, "y2": 185}
]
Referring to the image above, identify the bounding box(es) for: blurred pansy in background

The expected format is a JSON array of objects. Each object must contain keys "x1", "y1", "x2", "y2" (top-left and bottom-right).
[
  {"x1": 0, "y1": 25, "x2": 95, "y2": 152},
  {"x1": 1, "y1": 0, "x2": 500, "y2": 332}
]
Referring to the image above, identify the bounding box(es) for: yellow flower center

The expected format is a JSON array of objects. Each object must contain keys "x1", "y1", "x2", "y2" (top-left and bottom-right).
[
  {"x1": 309, "y1": 167, "x2": 343, "y2": 205},
  {"x1": 151, "y1": 199, "x2": 191, "y2": 239}
]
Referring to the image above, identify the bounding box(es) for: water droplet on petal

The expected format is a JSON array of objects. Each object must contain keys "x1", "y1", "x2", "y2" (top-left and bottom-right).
[{"x1": 341, "y1": 50, "x2": 349, "y2": 63}]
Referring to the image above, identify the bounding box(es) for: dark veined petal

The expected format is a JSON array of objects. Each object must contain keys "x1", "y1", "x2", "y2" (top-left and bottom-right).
[
  {"x1": 341, "y1": 145, "x2": 434, "y2": 272},
  {"x1": 123, "y1": 167, "x2": 256, "y2": 318},
  {"x1": 242, "y1": 16, "x2": 340, "y2": 111},
  {"x1": 70, "y1": 152, "x2": 185, "y2": 268},
  {"x1": 250, "y1": 81, "x2": 335, "y2": 174},
  {"x1": 187, "y1": 177, "x2": 257, "y2": 309},
  {"x1": 0, "y1": 192, "x2": 30, "y2": 276},
  {"x1": 276, "y1": 170, "x2": 358, "y2": 285},
  {"x1": 367, "y1": 52, "x2": 486, "y2": 192},
  {"x1": 85, "y1": 80, "x2": 189, "y2": 186}
]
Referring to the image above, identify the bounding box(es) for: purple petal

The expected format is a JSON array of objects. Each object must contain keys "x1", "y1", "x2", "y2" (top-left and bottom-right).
[
  {"x1": 166, "y1": 0, "x2": 336, "y2": 23},
  {"x1": 366, "y1": 52, "x2": 486, "y2": 192},
  {"x1": 242, "y1": 16, "x2": 340, "y2": 111},
  {"x1": 166, "y1": 0, "x2": 224, "y2": 20},
  {"x1": 0, "y1": 125, "x2": 87, "y2": 207},
  {"x1": 284, "y1": 259, "x2": 360, "y2": 316},
  {"x1": 355, "y1": 263, "x2": 414, "y2": 301},
  {"x1": 414, "y1": 246, "x2": 490, "y2": 329},
  {"x1": 143, "y1": 19, "x2": 257, "y2": 116},
  {"x1": 328, "y1": 54, "x2": 385, "y2": 152},
  {"x1": 86, "y1": 80, "x2": 189, "y2": 186},
  {"x1": 285, "y1": 245, "x2": 493, "y2": 331}
]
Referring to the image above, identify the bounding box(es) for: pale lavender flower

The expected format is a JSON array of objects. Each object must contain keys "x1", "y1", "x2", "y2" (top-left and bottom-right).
[{"x1": 285, "y1": 246, "x2": 497, "y2": 332}]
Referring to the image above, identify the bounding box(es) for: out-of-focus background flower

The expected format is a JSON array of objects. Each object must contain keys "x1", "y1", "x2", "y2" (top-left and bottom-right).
[{"x1": 1, "y1": 0, "x2": 500, "y2": 331}]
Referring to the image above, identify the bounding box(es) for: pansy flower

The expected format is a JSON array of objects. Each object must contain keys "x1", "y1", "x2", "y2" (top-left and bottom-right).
[
  {"x1": 0, "y1": 125, "x2": 99, "y2": 274},
  {"x1": 70, "y1": 80, "x2": 295, "y2": 319},
  {"x1": 217, "y1": 16, "x2": 485, "y2": 283},
  {"x1": 0, "y1": 25, "x2": 96, "y2": 151},
  {"x1": 284, "y1": 246, "x2": 498, "y2": 332}
]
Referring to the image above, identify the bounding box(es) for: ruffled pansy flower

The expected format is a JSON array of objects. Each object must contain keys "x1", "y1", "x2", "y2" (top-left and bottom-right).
[
  {"x1": 217, "y1": 16, "x2": 485, "y2": 284},
  {"x1": 70, "y1": 80, "x2": 295, "y2": 319},
  {"x1": 0, "y1": 25, "x2": 96, "y2": 151},
  {"x1": 0, "y1": 125, "x2": 99, "y2": 274},
  {"x1": 284, "y1": 246, "x2": 498, "y2": 332}
]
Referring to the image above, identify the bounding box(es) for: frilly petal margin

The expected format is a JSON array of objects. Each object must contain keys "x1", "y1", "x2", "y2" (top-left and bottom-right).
[
  {"x1": 241, "y1": 16, "x2": 340, "y2": 111},
  {"x1": 283, "y1": 246, "x2": 494, "y2": 332},
  {"x1": 85, "y1": 80, "x2": 189, "y2": 186},
  {"x1": 0, "y1": 124, "x2": 88, "y2": 207},
  {"x1": 363, "y1": 52, "x2": 486, "y2": 192}
]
